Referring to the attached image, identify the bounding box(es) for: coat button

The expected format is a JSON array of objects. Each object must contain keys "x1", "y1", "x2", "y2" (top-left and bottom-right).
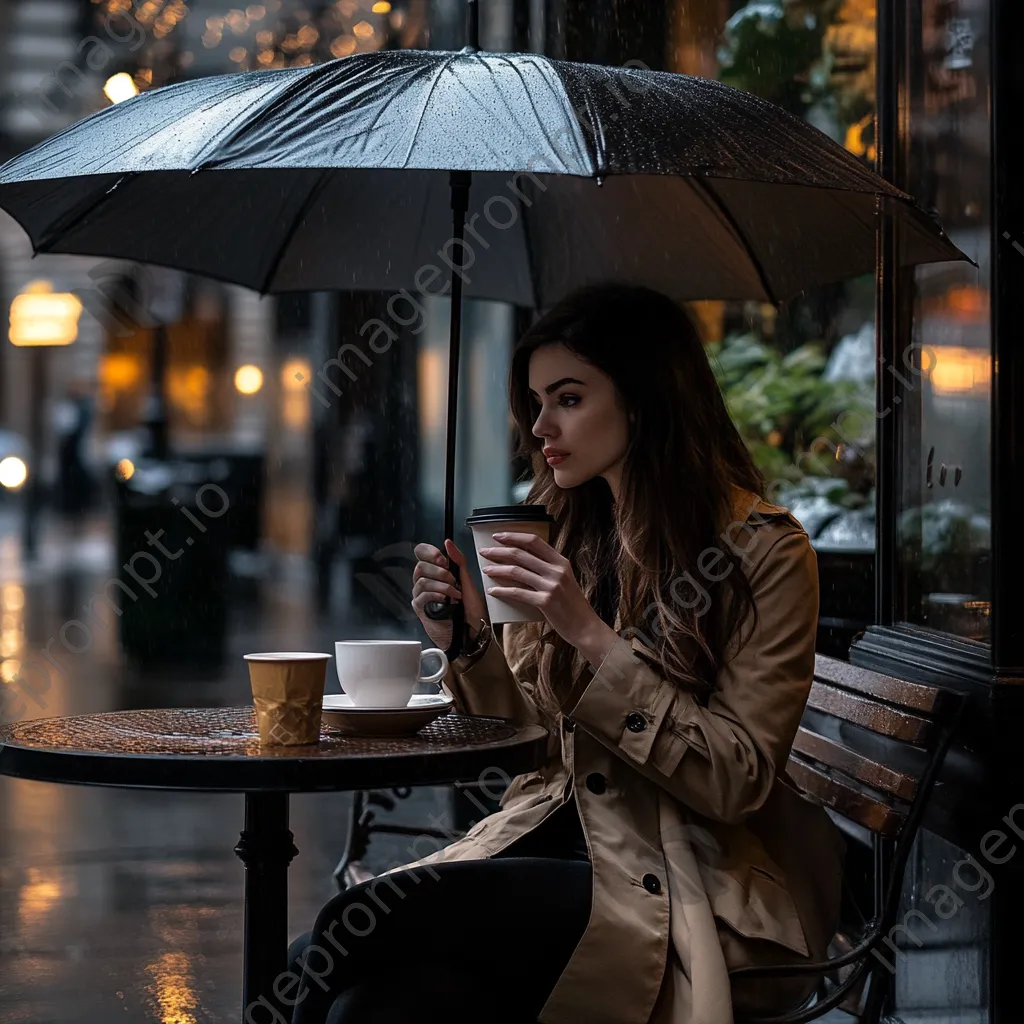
[
  {"x1": 642, "y1": 873, "x2": 662, "y2": 895},
  {"x1": 585, "y1": 772, "x2": 606, "y2": 794},
  {"x1": 563, "y1": 716, "x2": 576, "y2": 732},
  {"x1": 625, "y1": 712, "x2": 648, "y2": 732}
]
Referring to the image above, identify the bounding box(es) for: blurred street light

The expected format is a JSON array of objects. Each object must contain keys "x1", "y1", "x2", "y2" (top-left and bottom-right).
[
  {"x1": 234, "y1": 364, "x2": 264, "y2": 395},
  {"x1": 9, "y1": 281, "x2": 82, "y2": 347},
  {"x1": 103, "y1": 73, "x2": 140, "y2": 104},
  {"x1": 0, "y1": 457, "x2": 28, "y2": 491},
  {"x1": 7, "y1": 281, "x2": 82, "y2": 560}
]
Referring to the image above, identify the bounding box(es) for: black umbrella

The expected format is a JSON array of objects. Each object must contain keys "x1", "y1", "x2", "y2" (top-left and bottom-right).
[{"x1": 0, "y1": 1, "x2": 968, "y2": 654}]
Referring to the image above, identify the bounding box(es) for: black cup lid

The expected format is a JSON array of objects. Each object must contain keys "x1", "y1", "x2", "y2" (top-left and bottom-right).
[{"x1": 466, "y1": 504, "x2": 554, "y2": 525}]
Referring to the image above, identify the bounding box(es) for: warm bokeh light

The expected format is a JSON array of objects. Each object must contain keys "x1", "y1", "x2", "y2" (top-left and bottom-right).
[
  {"x1": 282, "y1": 358, "x2": 310, "y2": 391},
  {"x1": 330, "y1": 35, "x2": 357, "y2": 57},
  {"x1": 0, "y1": 659, "x2": 19, "y2": 684},
  {"x1": 9, "y1": 281, "x2": 82, "y2": 347},
  {"x1": 234, "y1": 364, "x2": 264, "y2": 395},
  {"x1": 929, "y1": 346, "x2": 991, "y2": 397},
  {"x1": 281, "y1": 358, "x2": 311, "y2": 429},
  {"x1": 104, "y1": 72, "x2": 140, "y2": 104},
  {"x1": 98, "y1": 353, "x2": 143, "y2": 417},
  {"x1": 226, "y1": 8, "x2": 249, "y2": 34},
  {"x1": 167, "y1": 365, "x2": 211, "y2": 424},
  {"x1": 945, "y1": 285, "x2": 987, "y2": 319},
  {"x1": 352, "y1": 20, "x2": 375, "y2": 38},
  {"x1": 115, "y1": 458, "x2": 135, "y2": 481},
  {"x1": 0, "y1": 457, "x2": 27, "y2": 490},
  {"x1": 418, "y1": 347, "x2": 445, "y2": 438},
  {"x1": 372, "y1": 1, "x2": 392, "y2": 11},
  {"x1": 229, "y1": 46, "x2": 248, "y2": 62}
]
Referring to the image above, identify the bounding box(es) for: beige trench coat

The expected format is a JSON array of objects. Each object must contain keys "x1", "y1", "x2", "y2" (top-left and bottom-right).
[{"x1": 377, "y1": 490, "x2": 845, "y2": 1024}]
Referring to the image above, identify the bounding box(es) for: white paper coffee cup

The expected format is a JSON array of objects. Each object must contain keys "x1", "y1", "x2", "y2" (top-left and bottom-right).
[{"x1": 467, "y1": 505, "x2": 555, "y2": 625}]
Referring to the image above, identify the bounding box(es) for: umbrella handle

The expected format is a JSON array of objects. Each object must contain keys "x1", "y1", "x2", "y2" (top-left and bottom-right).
[
  {"x1": 423, "y1": 557, "x2": 461, "y2": 620},
  {"x1": 424, "y1": 561, "x2": 466, "y2": 661}
]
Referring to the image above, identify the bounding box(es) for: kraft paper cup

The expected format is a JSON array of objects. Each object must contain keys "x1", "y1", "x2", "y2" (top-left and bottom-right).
[
  {"x1": 467, "y1": 504, "x2": 555, "y2": 625},
  {"x1": 244, "y1": 653, "x2": 331, "y2": 746}
]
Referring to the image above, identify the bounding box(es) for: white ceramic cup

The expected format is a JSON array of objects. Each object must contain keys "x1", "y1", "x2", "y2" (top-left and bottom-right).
[
  {"x1": 467, "y1": 504, "x2": 555, "y2": 624},
  {"x1": 335, "y1": 640, "x2": 449, "y2": 708}
]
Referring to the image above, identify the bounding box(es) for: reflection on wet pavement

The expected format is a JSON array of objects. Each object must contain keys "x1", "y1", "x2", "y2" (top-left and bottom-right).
[{"x1": 0, "y1": 516, "x2": 450, "y2": 1023}]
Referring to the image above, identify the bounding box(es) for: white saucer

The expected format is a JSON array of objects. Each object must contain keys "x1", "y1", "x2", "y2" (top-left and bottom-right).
[
  {"x1": 323, "y1": 693, "x2": 454, "y2": 713},
  {"x1": 321, "y1": 692, "x2": 454, "y2": 737}
]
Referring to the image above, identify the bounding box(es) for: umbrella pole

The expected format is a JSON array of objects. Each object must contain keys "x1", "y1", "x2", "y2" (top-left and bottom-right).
[{"x1": 423, "y1": 171, "x2": 472, "y2": 663}]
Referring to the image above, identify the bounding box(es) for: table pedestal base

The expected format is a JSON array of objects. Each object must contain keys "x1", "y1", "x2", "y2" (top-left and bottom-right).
[{"x1": 235, "y1": 793, "x2": 298, "y2": 1023}]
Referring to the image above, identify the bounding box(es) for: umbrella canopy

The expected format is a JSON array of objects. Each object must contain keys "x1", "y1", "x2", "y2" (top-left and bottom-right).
[
  {"x1": 0, "y1": 40, "x2": 970, "y2": 655},
  {"x1": 0, "y1": 50, "x2": 965, "y2": 306}
]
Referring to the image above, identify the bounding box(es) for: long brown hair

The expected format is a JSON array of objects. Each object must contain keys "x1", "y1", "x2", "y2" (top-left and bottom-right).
[{"x1": 508, "y1": 283, "x2": 764, "y2": 718}]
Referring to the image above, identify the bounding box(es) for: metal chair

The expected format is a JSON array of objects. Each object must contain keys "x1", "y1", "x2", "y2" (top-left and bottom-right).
[
  {"x1": 731, "y1": 654, "x2": 968, "y2": 1024},
  {"x1": 333, "y1": 782, "x2": 503, "y2": 890}
]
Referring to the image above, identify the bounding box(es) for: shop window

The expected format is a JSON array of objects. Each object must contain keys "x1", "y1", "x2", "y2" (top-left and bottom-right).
[
  {"x1": 672, "y1": 0, "x2": 879, "y2": 555},
  {"x1": 99, "y1": 273, "x2": 230, "y2": 441},
  {"x1": 895, "y1": 0, "x2": 991, "y2": 643}
]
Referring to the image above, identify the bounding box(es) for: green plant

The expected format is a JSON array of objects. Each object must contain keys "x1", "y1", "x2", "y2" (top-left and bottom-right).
[
  {"x1": 717, "y1": 1, "x2": 838, "y2": 116},
  {"x1": 717, "y1": 0, "x2": 876, "y2": 147},
  {"x1": 708, "y1": 330, "x2": 875, "y2": 489}
]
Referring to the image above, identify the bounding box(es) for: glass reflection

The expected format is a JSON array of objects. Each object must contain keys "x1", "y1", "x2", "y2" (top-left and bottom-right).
[
  {"x1": 672, "y1": 0, "x2": 880, "y2": 654},
  {"x1": 896, "y1": 0, "x2": 991, "y2": 642}
]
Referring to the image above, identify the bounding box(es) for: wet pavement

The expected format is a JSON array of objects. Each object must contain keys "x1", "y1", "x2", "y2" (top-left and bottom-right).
[{"x1": 0, "y1": 510, "x2": 451, "y2": 1024}]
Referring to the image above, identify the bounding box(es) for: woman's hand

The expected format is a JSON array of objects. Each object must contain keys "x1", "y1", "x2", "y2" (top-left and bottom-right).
[
  {"x1": 479, "y1": 532, "x2": 618, "y2": 667},
  {"x1": 411, "y1": 539, "x2": 489, "y2": 650}
]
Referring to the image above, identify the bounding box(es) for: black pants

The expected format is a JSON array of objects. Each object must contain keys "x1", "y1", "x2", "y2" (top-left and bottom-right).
[{"x1": 286, "y1": 851, "x2": 592, "y2": 1024}]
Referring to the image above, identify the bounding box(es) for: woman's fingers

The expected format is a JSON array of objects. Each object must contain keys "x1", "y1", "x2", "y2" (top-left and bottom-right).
[
  {"x1": 412, "y1": 577, "x2": 461, "y2": 608},
  {"x1": 481, "y1": 563, "x2": 542, "y2": 588},
  {"x1": 413, "y1": 542, "x2": 447, "y2": 567},
  {"x1": 444, "y1": 538, "x2": 469, "y2": 566},
  {"x1": 414, "y1": 559, "x2": 458, "y2": 588},
  {"x1": 411, "y1": 540, "x2": 490, "y2": 633},
  {"x1": 483, "y1": 585, "x2": 539, "y2": 606},
  {"x1": 478, "y1": 544, "x2": 551, "y2": 576}
]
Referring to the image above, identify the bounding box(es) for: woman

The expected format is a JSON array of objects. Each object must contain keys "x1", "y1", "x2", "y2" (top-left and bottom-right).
[{"x1": 288, "y1": 284, "x2": 845, "y2": 1024}]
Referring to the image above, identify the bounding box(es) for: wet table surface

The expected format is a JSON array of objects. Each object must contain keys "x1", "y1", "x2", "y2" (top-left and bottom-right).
[
  {"x1": 0, "y1": 707, "x2": 549, "y2": 1023},
  {"x1": 0, "y1": 706, "x2": 548, "y2": 792}
]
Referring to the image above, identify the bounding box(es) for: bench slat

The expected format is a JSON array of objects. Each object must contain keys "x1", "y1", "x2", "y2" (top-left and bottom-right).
[
  {"x1": 791, "y1": 726, "x2": 919, "y2": 802},
  {"x1": 814, "y1": 654, "x2": 955, "y2": 714},
  {"x1": 787, "y1": 756, "x2": 905, "y2": 837},
  {"x1": 807, "y1": 681, "x2": 933, "y2": 744}
]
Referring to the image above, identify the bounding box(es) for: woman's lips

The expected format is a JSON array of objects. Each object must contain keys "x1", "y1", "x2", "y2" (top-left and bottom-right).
[{"x1": 545, "y1": 453, "x2": 568, "y2": 466}]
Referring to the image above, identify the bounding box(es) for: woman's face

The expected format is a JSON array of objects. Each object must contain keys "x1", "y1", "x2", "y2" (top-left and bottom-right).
[{"x1": 528, "y1": 343, "x2": 630, "y2": 495}]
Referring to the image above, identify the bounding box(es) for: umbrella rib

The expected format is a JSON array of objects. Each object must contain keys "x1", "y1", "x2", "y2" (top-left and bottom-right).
[
  {"x1": 258, "y1": 170, "x2": 334, "y2": 295},
  {"x1": 35, "y1": 173, "x2": 138, "y2": 253},
  {"x1": 689, "y1": 175, "x2": 778, "y2": 305},
  {"x1": 402, "y1": 54, "x2": 460, "y2": 166}
]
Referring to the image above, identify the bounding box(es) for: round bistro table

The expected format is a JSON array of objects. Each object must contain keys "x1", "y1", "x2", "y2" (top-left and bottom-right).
[{"x1": 0, "y1": 706, "x2": 549, "y2": 1023}]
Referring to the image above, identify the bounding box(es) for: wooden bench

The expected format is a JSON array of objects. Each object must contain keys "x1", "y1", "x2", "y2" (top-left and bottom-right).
[{"x1": 732, "y1": 653, "x2": 967, "y2": 1024}]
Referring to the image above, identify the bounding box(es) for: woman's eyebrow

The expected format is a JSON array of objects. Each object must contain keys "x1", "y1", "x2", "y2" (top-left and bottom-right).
[{"x1": 528, "y1": 376, "x2": 587, "y2": 396}]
